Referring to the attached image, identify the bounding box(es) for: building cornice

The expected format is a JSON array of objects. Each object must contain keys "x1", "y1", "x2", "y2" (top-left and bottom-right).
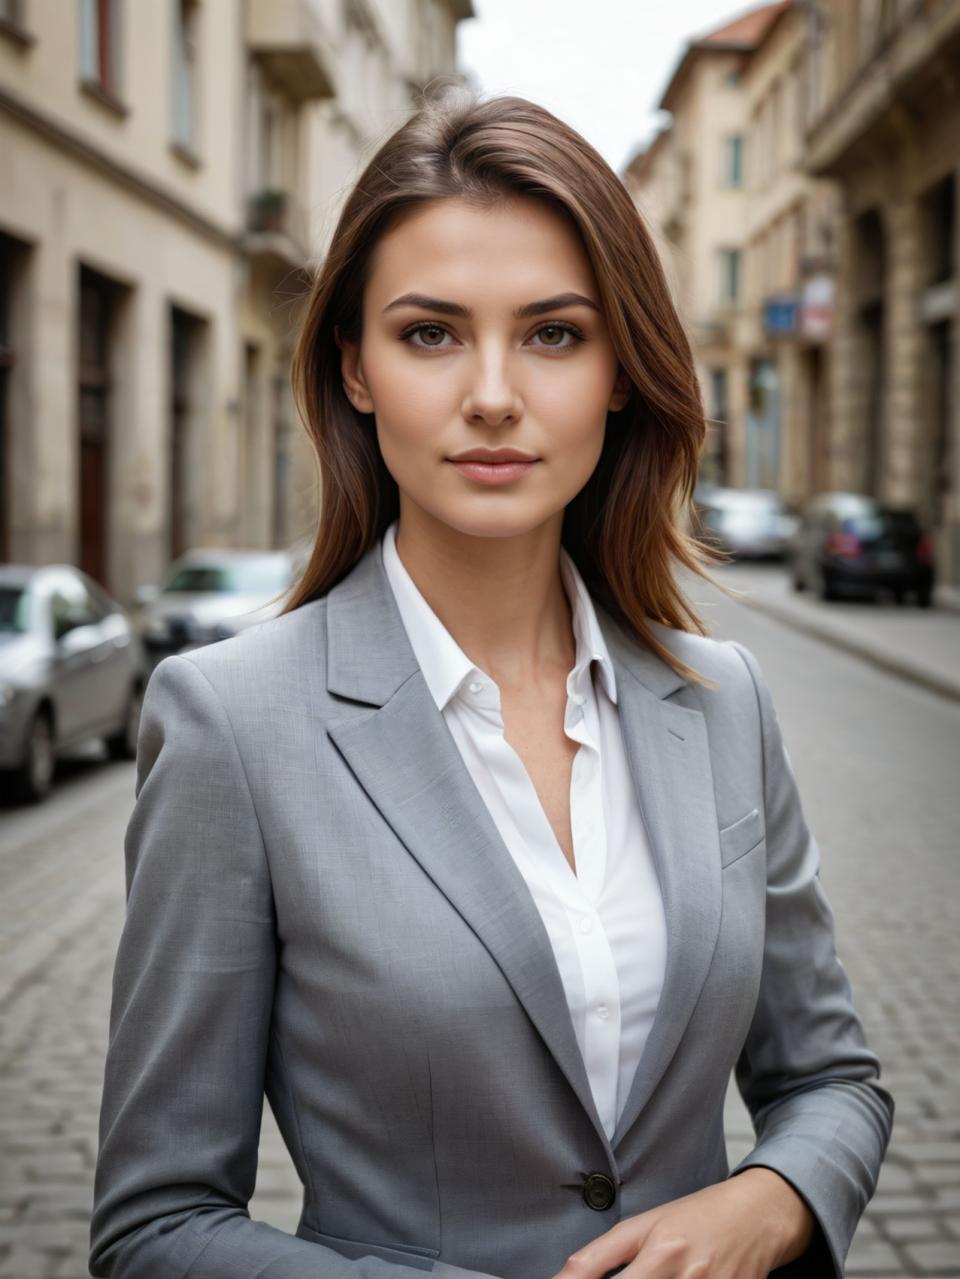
[
  {"x1": 804, "y1": 2, "x2": 960, "y2": 176},
  {"x1": 0, "y1": 84, "x2": 239, "y2": 252}
]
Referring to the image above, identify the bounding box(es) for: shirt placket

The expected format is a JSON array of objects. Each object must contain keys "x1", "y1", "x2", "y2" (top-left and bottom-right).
[{"x1": 562, "y1": 678, "x2": 621, "y2": 1138}]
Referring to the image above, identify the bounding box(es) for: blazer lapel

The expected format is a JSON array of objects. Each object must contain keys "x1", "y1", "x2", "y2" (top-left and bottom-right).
[
  {"x1": 323, "y1": 543, "x2": 615, "y2": 1161},
  {"x1": 597, "y1": 610, "x2": 724, "y2": 1152}
]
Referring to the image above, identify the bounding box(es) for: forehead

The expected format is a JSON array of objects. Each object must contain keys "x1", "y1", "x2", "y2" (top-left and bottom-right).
[{"x1": 365, "y1": 196, "x2": 596, "y2": 302}]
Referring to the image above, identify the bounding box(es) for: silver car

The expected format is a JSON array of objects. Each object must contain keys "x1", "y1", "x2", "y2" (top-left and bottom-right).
[
  {"x1": 136, "y1": 548, "x2": 297, "y2": 667},
  {"x1": 0, "y1": 565, "x2": 147, "y2": 803},
  {"x1": 693, "y1": 487, "x2": 799, "y2": 561}
]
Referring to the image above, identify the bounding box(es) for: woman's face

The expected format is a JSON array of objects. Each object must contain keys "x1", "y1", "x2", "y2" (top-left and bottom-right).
[{"x1": 339, "y1": 195, "x2": 630, "y2": 542}]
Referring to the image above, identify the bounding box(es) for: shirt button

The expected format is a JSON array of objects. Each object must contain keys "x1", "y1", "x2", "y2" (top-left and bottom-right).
[
  {"x1": 468, "y1": 681, "x2": 482, "y2": 693},
  {"x1": 578, "y1": 917, "x2": 593, "y2": 934},
  {"x1": 596, "y1": 1004, "x2": 609, "y2": 1019}
]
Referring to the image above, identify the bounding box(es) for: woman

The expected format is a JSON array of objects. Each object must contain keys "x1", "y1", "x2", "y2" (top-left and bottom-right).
[{"x1": 89, "y1": 87, "x2": 892, "y2": 1279}]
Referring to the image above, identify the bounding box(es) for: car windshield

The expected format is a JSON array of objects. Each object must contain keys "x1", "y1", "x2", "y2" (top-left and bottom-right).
[
  {"x1": 0, "y1": 586, "x2": 30, "y2": 633},
  {"x1": 843, "y1": 509, "x2": 919, "y2": 540},
  {"x1": 163, "y1": 560, "x2": 290, "y2": 594},
  {"x1": 732, "y1": 493, "x2": 782, "y2": 511},
  {"x1": 704, "y1": 491, "x2": 782, "y2": 512}
]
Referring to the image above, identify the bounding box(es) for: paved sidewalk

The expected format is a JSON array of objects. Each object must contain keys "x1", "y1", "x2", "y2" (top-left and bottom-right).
[{"x1": 682, "y1": 563, "x2": 960, "y2": 703}]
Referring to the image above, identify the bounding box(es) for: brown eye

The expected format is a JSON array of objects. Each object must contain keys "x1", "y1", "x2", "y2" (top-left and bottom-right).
[
  {"x1": 401, "y1": 323, "x2": 452, "y2": 350},
  {"x1": 531, "y1": 322, "x2": 584, "y2": 351},
  {"x1": 538, "y1": 325, "x2": 566, "y2": 346}
]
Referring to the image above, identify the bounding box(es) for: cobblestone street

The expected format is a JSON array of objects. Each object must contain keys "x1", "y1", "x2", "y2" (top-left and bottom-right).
[{"x1": 1, "y1": 577, "x2": 958, "y2": 1278}]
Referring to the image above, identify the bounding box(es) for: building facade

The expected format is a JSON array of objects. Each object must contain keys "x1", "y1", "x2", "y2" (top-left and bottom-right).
[
  {"x1": 803, "y1": 0, "x2": 960, "y2": 589},
  {"x1": 624, "y1": 2, "x2": 790, "y2": 490},
  {"x1": 628, "y1": 0, "x2": 960, "y2": 596},
  {"x1": 740, "y1": 1, "x2": 842, "y2": 503},
  {"x1": 0, "y1": 0, "x2": 472, "y2": 602}
]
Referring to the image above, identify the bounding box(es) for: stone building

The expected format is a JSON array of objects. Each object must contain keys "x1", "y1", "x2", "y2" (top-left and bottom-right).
[
  {"x1": 0, "y1": 0, "x2": 472, "y2": 602},
  {"x1": 624, "y1": 1, "x2": 790, "y2": 489},
  {"x1": 803, "y1": 0, "x2": 960, "y2": 590},
  {"x1": 739, "y1": 0, "x2": 842, "y2": 502}
]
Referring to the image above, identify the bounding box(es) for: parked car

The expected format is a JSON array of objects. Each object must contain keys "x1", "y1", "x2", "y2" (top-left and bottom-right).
[
  {"x1": 0, "y1": 565, "x2": 147, "y2": 803},
  {"x1": 693, "y1": 487, "x2": 799, "y2": 560},
  {"x1": 136, "y1": 547, "x2": 297, "y2": 665},
  {"x1": 789, "y1": 491, "x2": 935, "y2": 605}
]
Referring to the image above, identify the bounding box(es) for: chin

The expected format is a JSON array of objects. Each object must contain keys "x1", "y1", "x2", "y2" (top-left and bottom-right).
[{"x1": 417, "y1": 499, "x2": 566, "y2": 543}]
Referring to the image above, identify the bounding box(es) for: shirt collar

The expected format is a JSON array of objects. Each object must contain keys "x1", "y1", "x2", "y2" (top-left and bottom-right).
[{"x1": 380, "y1": 519, "x2": 617, "y2": 712}]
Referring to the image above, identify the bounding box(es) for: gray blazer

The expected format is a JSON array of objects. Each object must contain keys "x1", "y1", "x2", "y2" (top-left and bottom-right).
[{"x1": 89, "y1": 541, "x2": 893, "y2": 1279}]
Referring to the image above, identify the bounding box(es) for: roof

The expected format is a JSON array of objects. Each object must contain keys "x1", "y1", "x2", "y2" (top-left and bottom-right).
[
  {"x1": 658, "y1": 0, "x2": 792, "y2": 111},
  {"x1": 623, "y1": 124, "x2": 672, "y2": 182},
  {"x1": 697, "y1": 0, "x2": 792, "y2": 46}
]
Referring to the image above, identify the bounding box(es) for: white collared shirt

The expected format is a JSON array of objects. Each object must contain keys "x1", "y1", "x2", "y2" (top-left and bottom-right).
[{"x1": 380, "y1": 520, "x2": 666, "y2": 1141}]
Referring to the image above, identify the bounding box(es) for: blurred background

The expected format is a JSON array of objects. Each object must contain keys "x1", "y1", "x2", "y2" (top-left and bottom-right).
[{"x1": 0, "y1": 1, "x2": 958, "y2": 1277}]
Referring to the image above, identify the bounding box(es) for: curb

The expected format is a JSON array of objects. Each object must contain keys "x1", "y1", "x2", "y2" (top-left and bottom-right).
[{"x1": 731, "y1": 592, "x2": 960, "y2": 705}]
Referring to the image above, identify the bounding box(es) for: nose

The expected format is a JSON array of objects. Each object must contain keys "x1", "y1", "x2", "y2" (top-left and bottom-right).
[{"x1": 460, "y1": 341, "x2": 523, "y2": 427}]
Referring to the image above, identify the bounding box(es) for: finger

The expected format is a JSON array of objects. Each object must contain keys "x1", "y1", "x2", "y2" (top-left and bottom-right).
[
  {"x1": 551, "y1": 1219, "x2": 649, "y2": 1279},
  {"x1": 623, "y1": 1237, "x2": 692, "y2": 1279}
]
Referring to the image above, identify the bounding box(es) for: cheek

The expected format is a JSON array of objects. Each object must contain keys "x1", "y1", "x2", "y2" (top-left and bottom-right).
[
  {"x1": 527, "y1": 345, "x2": 620, "y2": 427},
  {"x1": 528, "y1": 363, "x2": 612, "y2": 471},
  {"x1": 365, "y1": 339, "x2": 453, "y2": 422}
]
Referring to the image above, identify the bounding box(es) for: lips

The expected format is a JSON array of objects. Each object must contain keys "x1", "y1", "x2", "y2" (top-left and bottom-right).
[
  {"x1": 447, "y1": 456, "x2": 539, "y2": 486},
  {"x1": 448, "y1": 450, "x2": 539, "y2": 464}
]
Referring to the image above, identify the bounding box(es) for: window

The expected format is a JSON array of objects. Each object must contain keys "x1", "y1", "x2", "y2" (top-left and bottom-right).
[
  {"x1": 50, "y1": 577, "x2": 103, "y2": 640},
  {"x1": 171, "y1": 0, "x2": 199, "y2": 151},
  {"x1": 0, "y1": 586, "x2": 29, "y2": 634},
  {"x1": 0, "y1": 0, "x2": 25, "y2": 27},
  {"x1": 78, "y1": 0, "x2": 123, "y2": 99},
  {"x1": 709, "y1": 368, "x2": 728, "y2": 422},
  {"x1": 718, "y1": 249, "x2": 741, "y2": 304},
  {"x1": 722, "y1": 135, "x2": 744, "y2": 188}
]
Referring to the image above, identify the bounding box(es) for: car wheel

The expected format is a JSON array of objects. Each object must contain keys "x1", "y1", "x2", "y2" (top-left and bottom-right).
[
  {"x1": 10, "y1": 710, "x2": 56, "y2": 803},
  {"x1": 916, "y1": 587, "x2": 933, "y2": 608},
  {"x1": 106, "y1": 683, "x2": 144, "y2": 761}
]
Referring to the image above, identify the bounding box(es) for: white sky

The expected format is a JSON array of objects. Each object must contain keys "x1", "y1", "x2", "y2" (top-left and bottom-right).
[{"x1": 457, "y1": 0, "x2": 759, "y2": 174}]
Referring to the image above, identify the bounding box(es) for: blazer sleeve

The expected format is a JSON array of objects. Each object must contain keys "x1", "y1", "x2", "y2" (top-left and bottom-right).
[
  {"x1": 722, "y1": 639, "x2": 894, "y2": 1278},
  {"x1": 89, "y1": 653, "x2": 501, "y2": 1279}
]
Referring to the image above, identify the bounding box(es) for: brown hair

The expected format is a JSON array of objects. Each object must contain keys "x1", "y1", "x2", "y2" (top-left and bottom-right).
[{"x1": 282, "y1": 81, "x2": 736, "y2": 686}]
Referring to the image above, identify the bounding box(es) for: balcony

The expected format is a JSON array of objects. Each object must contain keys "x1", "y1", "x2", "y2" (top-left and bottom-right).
[
  {"x1": 805, "y1": 1, "x2": 960, "y2": 177},
  {"x1": 246, "y1": 0, "x2": 336, "y2": 101},
  {"x1": 242, "y1": 188, "x2": 311, "y2": 271}
]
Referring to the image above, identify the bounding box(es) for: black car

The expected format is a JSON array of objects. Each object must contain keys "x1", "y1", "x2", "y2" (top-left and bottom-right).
[{"x1": 790, "y1": 492, "x2": 935, "y2": 606}]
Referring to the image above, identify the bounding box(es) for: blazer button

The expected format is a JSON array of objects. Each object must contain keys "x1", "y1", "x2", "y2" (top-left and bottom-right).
[{"x1": 582, "y1": 1172, "x2": 616, "y2": 1211}]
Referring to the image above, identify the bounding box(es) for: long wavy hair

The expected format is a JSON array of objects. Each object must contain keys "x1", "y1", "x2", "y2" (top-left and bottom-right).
[{"x1": 281, "y1": 82, "x2": 736, "y2": 686}]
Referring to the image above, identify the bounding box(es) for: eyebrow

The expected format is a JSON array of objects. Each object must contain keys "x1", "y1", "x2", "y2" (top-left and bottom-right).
[{"x1": 381, "y1": 291, "x2": 601, "y2": 319}]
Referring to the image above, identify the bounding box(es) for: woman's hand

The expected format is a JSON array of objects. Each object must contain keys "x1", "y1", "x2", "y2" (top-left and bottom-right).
[{"x1": 550, "y1": 1168, "x2": 815, "y2": 1279}]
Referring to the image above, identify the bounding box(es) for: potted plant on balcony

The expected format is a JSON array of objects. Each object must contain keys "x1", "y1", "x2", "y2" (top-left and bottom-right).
[{"x1": 248, "y1": 189, "x2": 288, "y2": 233}]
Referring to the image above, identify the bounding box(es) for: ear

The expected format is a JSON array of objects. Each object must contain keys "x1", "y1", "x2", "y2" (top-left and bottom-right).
[
  {"x1": 336, "y1": 326, "x2": 375, "y2": 414},
  {"x1": 608, "y1": 368, "x2": 632, "y2": 413}
]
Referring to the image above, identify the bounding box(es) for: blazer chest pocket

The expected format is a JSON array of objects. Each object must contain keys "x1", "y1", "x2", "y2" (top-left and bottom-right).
[{"x1": 718, "y1": 807, "x2": 764, "y2": 868}]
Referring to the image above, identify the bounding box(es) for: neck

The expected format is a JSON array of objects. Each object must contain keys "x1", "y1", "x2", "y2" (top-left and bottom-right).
[{"x1": 393, "y1": 502, "x2": 576, "y2": 690}]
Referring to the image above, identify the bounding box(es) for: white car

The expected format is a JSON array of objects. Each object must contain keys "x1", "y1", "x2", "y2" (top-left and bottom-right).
[
  {"x1": 0, "y1": 564, "x2": 147, "y2": 803},
  {"x1": 136, "y1": 547, "x2": 298, "y2": 667}
]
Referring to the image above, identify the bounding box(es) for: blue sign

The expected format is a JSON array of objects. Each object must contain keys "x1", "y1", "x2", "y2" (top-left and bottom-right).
[{"x1": 764, "y1": 295, "x2": 799, "y2": 334}]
